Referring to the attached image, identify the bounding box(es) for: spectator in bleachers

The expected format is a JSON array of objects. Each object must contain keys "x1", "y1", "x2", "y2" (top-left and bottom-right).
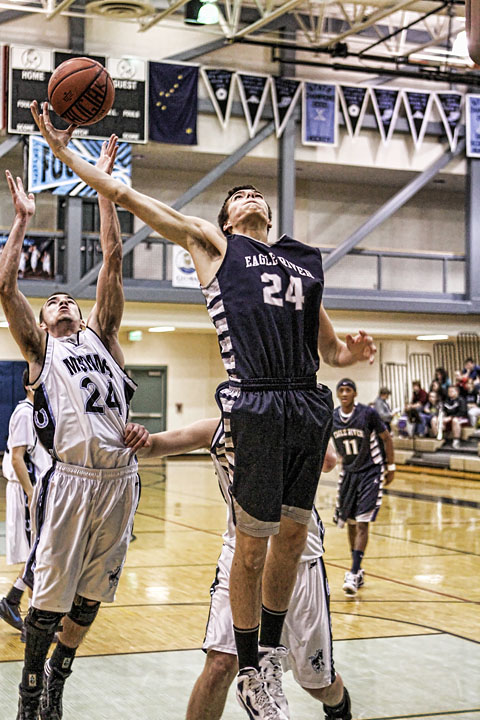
[
  {"x1": 374, "y1": 387, "x2": 393, "y2": 431},
  {"x1": 431, "y1": 367, "x2": 451, "y2": 400},
  {"x1": 431, "y1": 385, "x2": 469, "y2": 449},
  {"x1": 463, "y1": 378, "x2": 480, "y2": 427},
  {"x1": 421, "y1": 390, "x2": 442, "y2": 437},
  {"x1": 397, "y1": 380, "x2": 428, "y2": 437},
  {"x1": 429, "y1": 379, "x2": 446, "y2": 401},
  {"x1": 461, "y1": 357, "x2": 480, "y2": 383}
]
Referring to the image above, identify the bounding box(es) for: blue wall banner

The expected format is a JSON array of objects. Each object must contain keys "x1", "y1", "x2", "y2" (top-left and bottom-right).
[
  {"x1": 403, "y1": 90, "x2": 432, "y2": 149},
  {"x1": 201, "y1": 67, "x2": 235, "y2": 129},
  {"x1": 371, "y1": 88, "x2": 401, "y2": 144},
  {"x1": 28, "y1": 136, "x2": 131, "y2": 196},
  {"x1": 149, "y1": 61, "x2": 198, "y2": 145},
  {"x1": 466, "y1": 94, "x2": 480, "y2": 157},
  {"x1": 237, "y1": 73, "x2": 271, "y2": 138},
  {"x1": 271, "y1": 77, "x2": 302, "y2": 138},
  {"x1": 339, "y1": 85, "x2": 368, "y2": 137},
  {"x1": 435, "y1": 92, "x2": 463, "y2": 151},
  {"x1": 302, "y1": 82, "x2": 337, "y2": 146}
]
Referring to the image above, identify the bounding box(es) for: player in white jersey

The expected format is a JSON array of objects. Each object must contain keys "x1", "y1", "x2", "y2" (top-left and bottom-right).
[
  {"x1": 0, "y1": 138, "x2": 149, "y2": 720},
  {"x1": 0, "y1": 368, "x2": 51, "y2": 636},
  {"x1": 124, "y1": 417, "x2": 352, "y2": 720}
]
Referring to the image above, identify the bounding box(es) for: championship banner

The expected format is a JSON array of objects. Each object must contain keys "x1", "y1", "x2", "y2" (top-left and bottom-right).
[
  {"x1": 370, "y1": 88, "x2": 401, "y2": 144},
  {"x1": 28, "y1": 136, "x2": 131, "y2": 196},
  {"x1": 149, "y1": 61, "x2": 198, "y2": 145},
  {"x1": 237, "y1": 73, "x2": 271, "y2": 138},
  {"x1": 201, "y1": 67, "x2": 235, "y2": 128},
  {"x1": 339, "y1": 85, "x2": 368, "y2": 137},
  {"x1": 466, "y1": 94, "x2": 480, "y2": 157},
  {"x1": 171, "y1": 245, "x2": 200, "y2": 289},
  {"x1": 302, "y1": 82, "x2": 337, "y2": 146},
  {"x1": 271, "y1": 77, "x2": 302, "y2": 138},
  {"x1": 435, "y1": 92, "x2": 463, "y2": 151},
  {"x1": 403, "y1": 90, "x2": 432, "y2": 149}
]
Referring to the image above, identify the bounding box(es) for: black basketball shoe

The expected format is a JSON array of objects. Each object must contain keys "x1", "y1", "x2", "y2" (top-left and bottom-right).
[{"x1": 39, "y1": 660, "x2": 70, "y2": 720}]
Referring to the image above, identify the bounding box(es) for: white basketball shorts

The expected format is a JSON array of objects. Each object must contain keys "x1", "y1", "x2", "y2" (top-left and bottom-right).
[
  {"x1": 203, "y1": 543, "x2": 336, "y2": 689},
  {"x1": 6, "y1": 481, "x2": 30, "y2": 565},
  {"x1": 28, "y1": 461, "x2": 139, "y2": 613}
]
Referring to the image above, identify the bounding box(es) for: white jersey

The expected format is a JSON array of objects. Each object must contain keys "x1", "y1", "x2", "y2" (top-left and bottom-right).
[
  {"x1": 31, "y1": 327, "x2": 137, "y2": 469},
  {"x1": 210, "y1": 422, "x2": 325, "y2": 561},
  {"x1": 2, "y1": 400, "x2": 51, "y2": 484}
]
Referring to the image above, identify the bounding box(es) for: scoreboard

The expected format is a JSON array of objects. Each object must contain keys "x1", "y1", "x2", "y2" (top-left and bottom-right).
[{"x1": 8, "y1": 45, "x2": 147, "y2": 143}]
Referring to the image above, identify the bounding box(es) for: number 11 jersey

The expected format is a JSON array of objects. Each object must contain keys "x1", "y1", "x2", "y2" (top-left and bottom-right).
[
  {"x1": 32, "y1": 327, "x2": 137, "y2": 469},
  {"x1": 202, "y1": 234, "x2": 324, "y2": 380}
]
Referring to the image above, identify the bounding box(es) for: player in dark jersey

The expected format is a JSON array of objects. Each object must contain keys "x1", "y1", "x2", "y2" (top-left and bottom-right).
[
  {"x1": 331, "y1": 379, "x2": 395, "y2": 596},
  {"x1": 32, "y1": 102, "x2": 376, "y2": 720}
]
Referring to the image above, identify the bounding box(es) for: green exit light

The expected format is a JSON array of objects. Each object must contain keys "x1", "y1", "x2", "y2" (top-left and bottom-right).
[{"x1": 128, "y1": 330, "x2": 143, "y2": 342}]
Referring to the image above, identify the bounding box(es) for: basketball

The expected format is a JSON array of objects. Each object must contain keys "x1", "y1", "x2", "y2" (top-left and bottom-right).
[{"x1": 48, "y1": 57, "x2": 115, "y2": 126}]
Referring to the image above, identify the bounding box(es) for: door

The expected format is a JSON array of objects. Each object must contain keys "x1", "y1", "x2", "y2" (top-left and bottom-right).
[
  {"x1": 126, "y1": 366, "x2": 167, "y2": 434},
  {"x1": 0, "y1": 361, "x2": 29, "y2": 452}
]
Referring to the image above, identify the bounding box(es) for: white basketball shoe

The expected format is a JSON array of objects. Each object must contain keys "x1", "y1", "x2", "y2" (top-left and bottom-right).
[
  {"x1": 258, "y1": 645, "x2": 290, "y2": 718},
  {"x1": 342, "y1": 571, "x2": 358, "y2": 595},
  {"x1": 236, "y1": 667, "x2": 289, "y2": 719}
]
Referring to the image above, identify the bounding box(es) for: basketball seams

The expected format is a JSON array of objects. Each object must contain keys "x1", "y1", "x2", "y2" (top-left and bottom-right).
[
  {"x1": 63, "y1": 73, "x2": 113, "y2": 125},
  {"x1": 48, "y1": 60, "x2": 101, "y2": 96}
]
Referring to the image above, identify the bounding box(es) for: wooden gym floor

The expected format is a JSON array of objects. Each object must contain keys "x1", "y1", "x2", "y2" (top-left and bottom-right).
[{"x1": 0, "y1": 457, "x2": 479, "y2": 719}]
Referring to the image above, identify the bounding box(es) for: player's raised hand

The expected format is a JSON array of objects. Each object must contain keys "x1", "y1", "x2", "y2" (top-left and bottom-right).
[
  {"x1": 30, "y1": 100, "x2": 76, "y2": 156},
  {"x1": 96, "y1": 135, "x2": 118, "y2": 175},
  {"x1": 124, "y1": 422, "x2": 152, "y2": 454},
  {"x1": 5, "y1": 170, "x2": 35, "y2": 219},
  {"x1": 345, "y1": 330, "x2": 377, "y2": 365}
]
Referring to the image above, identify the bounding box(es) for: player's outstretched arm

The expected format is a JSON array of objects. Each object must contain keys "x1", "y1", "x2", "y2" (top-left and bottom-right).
[
  {"x1": 0, "y1": 171, "x2": 45, "y2": 369},
  {"x1": 318, "y1": 304, "x2": 376, "y2": 367},
  {"x1": 125, "y1": 418, "x2": 219, "y2": 458},
  {"x1": 87, "y1": 136, "x2": 125, "y2": 366},
  {"x1": 11, "y1": 445, "x2": 35, "y2": 505},
  {"x1": 30, "y1": 102, "x2": 226, "y2": 284}
]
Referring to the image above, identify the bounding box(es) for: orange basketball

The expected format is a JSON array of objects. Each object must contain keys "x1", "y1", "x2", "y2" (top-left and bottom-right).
[{"x1": 48, "y1": 57, "x2": 115, "y2": 126}]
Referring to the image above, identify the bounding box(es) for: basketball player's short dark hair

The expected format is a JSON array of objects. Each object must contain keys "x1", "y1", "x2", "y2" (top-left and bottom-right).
[
  {"x1": 22, "y1": 367, "x2": 30, "y2": 390},
  {"x1": 217, "y1": 185, "x2": 272, "y2": 237},
  {"x1": 39, "y1": 293, "x2": 82, "y2": 323}
]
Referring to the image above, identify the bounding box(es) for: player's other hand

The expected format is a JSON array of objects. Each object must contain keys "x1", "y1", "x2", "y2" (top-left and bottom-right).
[
  {"x1": 30, "y1": 100, "x2": 76, "y2": 156},
  {"x1": 96, "y1": 135, "x2": 118, "y2": 175},
  {"x1": 5, "y1": 171, "x2": 35, "y2": 219},
  {"x1": 384, "y1": 470, "x2": 395, "y2": 485},
  {"x1": 345, "y1": 330, "x2": 377, "y2": 365},
  {"x1": 124, "y1": 422, "x2": 151, "y2": 454}
]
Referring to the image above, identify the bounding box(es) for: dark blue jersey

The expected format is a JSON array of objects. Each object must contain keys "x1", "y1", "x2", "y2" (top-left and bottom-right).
[
  {"x1": 202, "y1": 234, "x2": 324, "y2": 380},
  {"x1": 332, "y1": 403, "x2": 386, "y2": 473}
]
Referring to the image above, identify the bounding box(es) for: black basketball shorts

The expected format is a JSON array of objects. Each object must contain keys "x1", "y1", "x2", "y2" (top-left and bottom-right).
[{"x1": 216, "y1": 378, "x2": 333, "y2": 537}]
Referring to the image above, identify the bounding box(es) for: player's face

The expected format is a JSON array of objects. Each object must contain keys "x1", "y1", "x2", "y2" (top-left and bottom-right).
[
  {"x1": 40, "y1": 294, "x2": 82, "y2": 333},
  {"x1": 337, "y1": 386, "x2": 356, "y2": 409},
  {"x1": 224, "y1": 188, "x2": 271, "y2": 234}
]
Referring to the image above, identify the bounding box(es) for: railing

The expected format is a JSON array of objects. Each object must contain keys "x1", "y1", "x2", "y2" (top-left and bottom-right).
[
  {"x1": 5, "y1": 230, "x2": 466, "y2": 301},
  {"x1": 319, "y1": 246, "x2": 465, "y2": 295}
]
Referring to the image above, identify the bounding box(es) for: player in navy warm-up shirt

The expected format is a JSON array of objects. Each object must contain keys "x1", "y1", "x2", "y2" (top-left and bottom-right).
[
  {"x1": 332, "y1": 379, "x2": 395, "y2": 597},
  {"x1": 33, "y1": 100, "x2": 376, "y2": 720}
]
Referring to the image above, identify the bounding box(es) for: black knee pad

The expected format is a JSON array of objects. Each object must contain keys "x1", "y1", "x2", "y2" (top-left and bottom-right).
[
  {"x1": 67, "y1": 596, "x2": 100, "y2": 627},
  {"x1": 324, "y1": 687, "x2": 352, "y2": 720},
  {"x1": 26, "y1": 607, "x2": 64, "y2": 636}
]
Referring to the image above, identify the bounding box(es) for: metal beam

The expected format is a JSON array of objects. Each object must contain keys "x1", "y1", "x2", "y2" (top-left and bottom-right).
[
  {"x1": 228, "y1": 0, "x2": 305, "y2": 39},
  {"x1": 70, "y1": 120, "x2": 276, "y2": 294},
  {"x1": 166, "y1": 38, "x2": 228, "y2": 62},
  {"x1": 0, "y1": 135, "x2": 22, "y2": 159},
  {"x1": 278, "y1": 29, "x2": 296, "y2": 238},
  {"x1": 323, "y1": 139, "x2": 466, "y2": 272},
  {"x1": 138, "y1": 0, "x2": 190, "y2": 33},
  {"x1": 465, "y1": 157, "x2": 480, "y2": 304},
  {"x1": 64, "y1": 197, "x2": 83, "y2": 286}
]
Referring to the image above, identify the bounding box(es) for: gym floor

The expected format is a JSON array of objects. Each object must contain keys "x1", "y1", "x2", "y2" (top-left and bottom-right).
[{"x1": 0, "y1": 457, "x2": 479, "y2": 719}]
